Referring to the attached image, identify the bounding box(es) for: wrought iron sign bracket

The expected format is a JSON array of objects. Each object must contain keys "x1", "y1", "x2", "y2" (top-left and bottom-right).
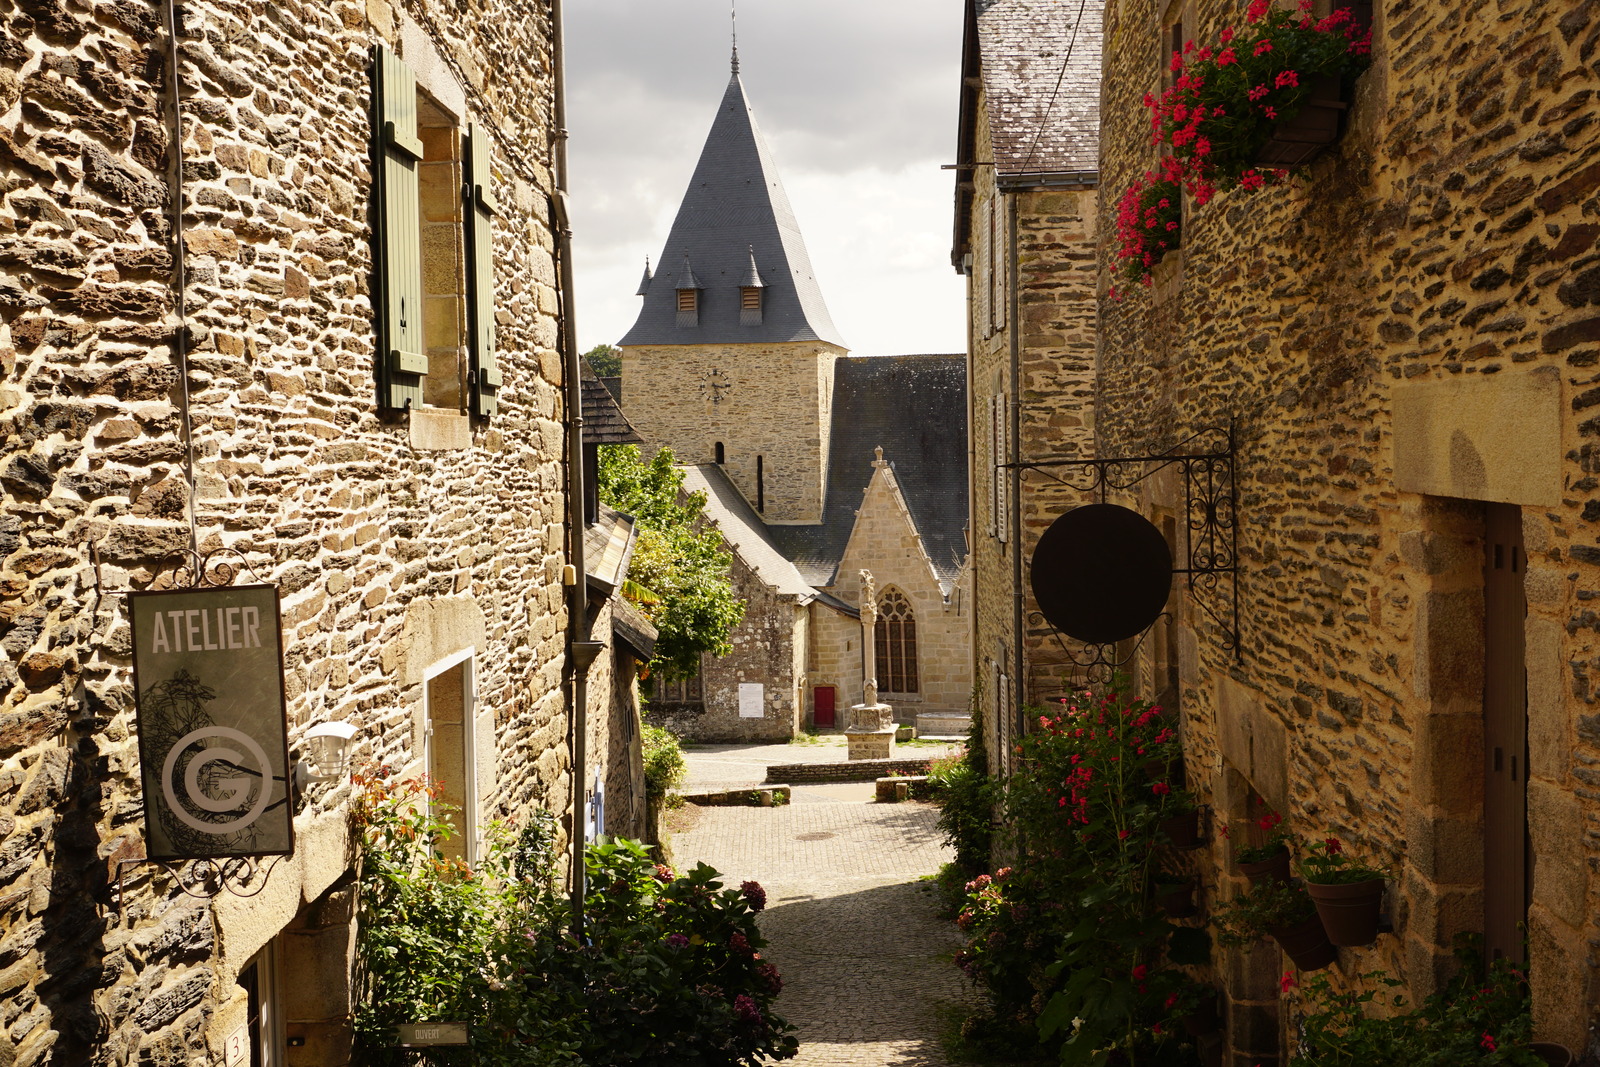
[
  {"x1": 1010, "y1": 425, "x2": 1240, "y2": 678},
  {"x1": 113, "y1": 854, "x2": 285, "y2": 913}
]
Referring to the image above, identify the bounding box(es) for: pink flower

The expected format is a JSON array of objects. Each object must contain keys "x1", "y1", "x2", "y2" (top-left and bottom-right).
[
  {"x1": 1263, "y1": 106, "x2": 1278, "y2": 119},
  {"x1": 1247, "y1": 84, "x2": 1269, "y2": 101},
  {"x1": 1132, "y1": 964, "x2": 1148, "y2": 980},
  {"x1": 1325, "y1": 837, "x2": 1343, "y2": 854},
  {"x1": 1219, "y1": 26, "x2": 1235, "y2": 43},
  {"x1": 1281, "y1": 972, "x2": 1297, "y2": 992},
  {"x1": 1152, "y1": 782, "x2": 1172, "y2": 796},
  {"x1": 1254, "y1": 39, "x2": 1273, "y2": 56},
  {"x1": 1217, "y1": 47, "x2": 1237, "y2": 66},
  {"x1": 1118, "y1": 829, "x2": 1132, "y2": 839},
  {"x1": 1275, "y1": 70, "x2": 1300, "y2": 89},
  {"x1": 1246, "y1": 0, "x2": 1271, "y2": 21},
  {"x1": 1481, "y1": 1033, "x2": 1497, "y2": 1052}
]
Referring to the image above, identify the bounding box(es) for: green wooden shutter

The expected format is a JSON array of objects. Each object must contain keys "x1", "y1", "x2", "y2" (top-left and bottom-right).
[
  {"x1": 373, "y1": 44, "x2": 426, "y2": 409},
  {"x1": 465, "y1": 122, "x2": 501, "y2": 417}
]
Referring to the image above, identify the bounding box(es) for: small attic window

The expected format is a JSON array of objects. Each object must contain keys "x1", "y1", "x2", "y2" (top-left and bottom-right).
[
  {"x1": 740, "y1": 287, "x2": 761, "y2": 311},
  {"x1": 677, "y1": 289, "x2": 698, "y2": 313}
]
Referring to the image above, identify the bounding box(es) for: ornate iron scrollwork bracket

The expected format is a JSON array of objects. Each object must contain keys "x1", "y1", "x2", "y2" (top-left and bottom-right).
[
  {"x1": 1009, "y1": 425, "x2": 1240, "y2": 683},
  {"x1": 114, "y1": 854, "x2": 284, "y2": 912}
]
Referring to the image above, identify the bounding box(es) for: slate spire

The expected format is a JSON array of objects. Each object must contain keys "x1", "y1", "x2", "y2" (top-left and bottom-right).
[
  {"x1": 619, "y1": 69, "x2": 844, "y2": 348},
  {"x1": 635, "y1": 255, "x2": 652, "y2": 296}
]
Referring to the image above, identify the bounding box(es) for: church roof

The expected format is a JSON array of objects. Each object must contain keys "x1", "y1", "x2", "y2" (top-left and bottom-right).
[
  {"x1": 681, "y1": 463, "x2": 821, "y2": 605},
  {"x1": 766, "y1": 355, "x2": 969, "y2": 590},
  {"x1": 619, "y1": 72, "x2": 845, "y2": 348},
  {"x1": 580, "y1": 362, "x2": 643, "y2": 444}
]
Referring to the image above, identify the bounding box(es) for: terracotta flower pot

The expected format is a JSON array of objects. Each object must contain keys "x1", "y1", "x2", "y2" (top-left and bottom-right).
[
  {"x1": 1254, "y1": 75, "x2": 1350, "y2": 168},
  {"x1": 1267, "y1": 914, "x2": 1336, "y2": 972},
  {"x1": 1530, "y1": 1043, "x2": 1574, "y2": 1067},
  {"x1": 1236, "y1": 847, "x2": 1292, "y2": 886},
  {"x1": 1305, "y1": 877, "x2": 1384, "y2": 946},
  {"x1": 1156, "y1": 879, "x2": 1197, "y2": 919},
  {"x1": 1160, "y1": 809, "x2": 1201, "y2": 849}
]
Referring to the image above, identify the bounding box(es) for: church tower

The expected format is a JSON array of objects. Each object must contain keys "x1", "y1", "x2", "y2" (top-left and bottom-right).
[{"x1": 619, "y1": 53, "x2": 846, "y2": 525}]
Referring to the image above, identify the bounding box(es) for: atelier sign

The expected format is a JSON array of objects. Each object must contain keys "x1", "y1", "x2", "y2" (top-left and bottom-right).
[{"x1": 130, "y1": 584, "x2": 294, "y2": 860}]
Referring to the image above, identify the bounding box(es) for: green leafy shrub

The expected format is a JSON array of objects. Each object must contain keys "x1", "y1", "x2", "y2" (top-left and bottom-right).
[
  {"x1": 1289, "y1": 937, "x2": 1543, "y2": 1066},
  {"x1": 952, "y1": 686, "x2": 1209, "y2": 1067},
  {"x1": 930, "y1": 695, "x2": 993, "y2": 873},
  {"x1": 643, "y1": 723, "x2": 687, "y2": 807},
  {"x1": 351, "y1": 769, "x2": 796, "y2": 1066},
  {"x1": 597, "y1": 444, "x2": 745, "y2": 680}
]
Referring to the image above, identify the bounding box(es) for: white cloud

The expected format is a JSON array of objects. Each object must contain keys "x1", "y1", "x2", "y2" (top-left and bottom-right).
[{"x1": 565, "y1": 0, "x2": 967, "y2": 356}]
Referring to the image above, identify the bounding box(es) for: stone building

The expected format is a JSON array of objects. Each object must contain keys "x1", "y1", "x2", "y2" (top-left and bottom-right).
[
  {"x1": 618, "y1": 55, "x2": 972, "y2": 740},
  {"x1": 0, "y1": 0, "x2": 600, "y2": 1062},
  {"x1": 1094, "y1": 0, "x2": 1600, "y2": 1061},
  {"x1": 952, "y1": 0, "x2": 1104, "y2": 771}
]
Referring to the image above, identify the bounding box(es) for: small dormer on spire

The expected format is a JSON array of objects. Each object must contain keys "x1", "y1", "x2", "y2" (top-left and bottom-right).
[
  {"x1": 635, "y1": 255, "x2": 653, "y2": 296},
  {"x1": 739, "y1": 245, "x2": 764, "y2": 326},
  {"x1": 675, "y1": 253, "x2": 702, "y2": 326}
]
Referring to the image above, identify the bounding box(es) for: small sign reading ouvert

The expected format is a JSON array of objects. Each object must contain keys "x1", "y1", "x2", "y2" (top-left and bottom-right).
[{"x1": 398, "y1": 1022, "x2": 470, "y2": 1047}]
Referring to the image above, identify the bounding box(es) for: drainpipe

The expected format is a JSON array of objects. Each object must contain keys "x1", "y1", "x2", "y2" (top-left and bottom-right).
[
  {"x1": 549, "y1": 0, "x2": 601, "y2": 938},
  {"x1": 1008, "y1": 191, "x2": 1024, "y2": 759}
]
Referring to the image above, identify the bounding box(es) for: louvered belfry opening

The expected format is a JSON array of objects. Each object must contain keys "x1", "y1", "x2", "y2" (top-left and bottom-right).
[
  {"x1": 875, "y1": 587, "x2": 920, "y2": 694},
  {"x1": 741, "y1": 286, "x2": 762, "y2": 310},
  {"x1": 677, "y1": 289, "x2": 697, "y2": 313}
]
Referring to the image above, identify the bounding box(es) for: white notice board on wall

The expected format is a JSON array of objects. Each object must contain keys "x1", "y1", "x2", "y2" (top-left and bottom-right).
[{"x1": 738, "y1": 683, "x2": 764, "y2": 718}]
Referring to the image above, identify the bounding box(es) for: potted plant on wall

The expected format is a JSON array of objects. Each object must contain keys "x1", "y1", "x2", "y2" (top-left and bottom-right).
[
  {"x1": 1213, "y1": 879, "x2": 1336, "y2": 971},
  {"x1": 1145, "y1": 0, "x2": 1372, "y2": 199},
  {"x1": 1298, "y1": 836, "x2": 1386, "y2": 946},
  {"x1": 1225, "y1": 808, "x2": 1295, "y2": 885},
  {"x1": 1110, "y1": 158, "x2": 1186, "y2": 294}
]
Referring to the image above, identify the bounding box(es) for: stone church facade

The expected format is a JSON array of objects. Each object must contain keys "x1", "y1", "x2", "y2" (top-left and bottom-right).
[
  {"x1": 1092, "y1": 0, "x2": 1600, "y2": 1061},
  {"x1": 0, "y1": 0, "x2": 605, "y2": 1063},
  {"x1": 619, "y1": 60, "x2": 972, "y2": 741}
]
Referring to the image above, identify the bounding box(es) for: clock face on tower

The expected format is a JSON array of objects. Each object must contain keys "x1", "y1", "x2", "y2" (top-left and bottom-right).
[{"x1": 700, "y1": 367, "x2": 731, "y2": 405}]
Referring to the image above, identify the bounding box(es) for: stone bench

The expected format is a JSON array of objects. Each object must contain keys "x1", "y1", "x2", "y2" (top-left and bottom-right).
[
  {"x1": 916, "y1": 714, "x2": 971, "y2": 738},
  {"x1": 680, "y1": 785, "x2": 792, "y2": 807}
]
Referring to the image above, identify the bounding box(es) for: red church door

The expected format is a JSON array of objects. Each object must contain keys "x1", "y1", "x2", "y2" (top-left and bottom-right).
[{"x1": 813, "y1": 686, "x2": 836, "y2": 728}]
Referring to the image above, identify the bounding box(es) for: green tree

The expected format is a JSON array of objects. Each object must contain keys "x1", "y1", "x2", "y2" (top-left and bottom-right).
[
  {"x1": 597, "y1": 444, "x2": 744, "y2": 679},
  {"x1": 584, "y1": 343, "x2": 621, "y2": 377}
]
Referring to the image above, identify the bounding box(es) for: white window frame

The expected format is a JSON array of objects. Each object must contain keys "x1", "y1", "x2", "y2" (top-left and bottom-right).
[{"x1": 422, "y1": 646, "x2": 479, "y2": 865}]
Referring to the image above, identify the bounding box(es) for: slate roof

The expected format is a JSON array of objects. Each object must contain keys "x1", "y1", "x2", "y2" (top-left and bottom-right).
[
  {"x1": 978, "y1": 0, "x2": 1103, "y2": 178},
  {"x1": 618, "y1": 72, "x2": 845, "y2": 348},
  {"x1": 581, "y1": 362, "x2": 643, "y2": 444},
  {"x1": 766, "y1": 355, "x2": 969, "y2": 590},
  {"x1": 681, "y1": 464, "x2": 820, "y2": 604}
]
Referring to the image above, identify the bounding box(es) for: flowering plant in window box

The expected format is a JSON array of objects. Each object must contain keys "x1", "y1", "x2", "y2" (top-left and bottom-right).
[
  {"x1": 1146, "y1": 0, "x2": 1371, "y2": 199},
  {"x1": 1111, "y1": 158, "x2": 1184, "y2": 292}
]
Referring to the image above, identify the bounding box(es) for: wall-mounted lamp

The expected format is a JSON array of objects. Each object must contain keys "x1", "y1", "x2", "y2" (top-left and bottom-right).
[{"x1": 294, "y1": 721, "x2": 359, "y2": 791}]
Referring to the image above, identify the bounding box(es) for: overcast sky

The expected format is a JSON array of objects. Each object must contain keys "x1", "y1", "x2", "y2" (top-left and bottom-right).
[{"x1": 563, "y1": 0, "x2": 968, "y2": 357}]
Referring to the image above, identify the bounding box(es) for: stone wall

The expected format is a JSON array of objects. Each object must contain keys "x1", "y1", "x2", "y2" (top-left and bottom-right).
[
  {"x1": 1097, "y1": 0, "x2": 1600, "y2": 1058},
  {"x1": 964, "y1": 87, "x2": 1102, "y2": 774},
  {"x1": 0, "y1": 0, "x2": 572, "y2": 1061},
  {"x1": 652, "y1": 549, "x2": 804, "y2": 743},
  {"x1": 619, "y1": 340, "x2": 842, "y2": 523}
]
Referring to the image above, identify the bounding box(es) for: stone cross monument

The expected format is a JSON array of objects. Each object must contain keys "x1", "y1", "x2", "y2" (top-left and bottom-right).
[{"x1": 846, "y1": 569, "x2": 896, "y2": 760}]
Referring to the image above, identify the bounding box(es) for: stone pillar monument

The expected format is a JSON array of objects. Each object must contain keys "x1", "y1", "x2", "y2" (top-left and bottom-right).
[{"x1": 846, "y1": 569, "x2": 896, "y2": 760}]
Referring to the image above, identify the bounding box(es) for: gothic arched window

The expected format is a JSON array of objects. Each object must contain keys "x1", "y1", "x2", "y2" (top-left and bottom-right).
[{"x1": 875, "y1": 588, "x2": 919, "y2": 694}]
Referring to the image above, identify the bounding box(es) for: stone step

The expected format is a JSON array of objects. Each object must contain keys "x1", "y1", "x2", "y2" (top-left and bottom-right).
[{"x1": 916, "y1": 713, "x2": 971, "y2": 738}]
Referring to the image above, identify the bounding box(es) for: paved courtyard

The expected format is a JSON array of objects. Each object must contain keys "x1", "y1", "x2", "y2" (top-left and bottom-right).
[{"x1": 671, "y1": 747, "x2": 979, "y2": 1066}]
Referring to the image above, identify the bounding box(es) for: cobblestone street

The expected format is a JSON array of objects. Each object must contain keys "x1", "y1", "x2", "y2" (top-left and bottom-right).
[{"x1": 672, "y1": 745, "x2": 979, "y2": 1065}]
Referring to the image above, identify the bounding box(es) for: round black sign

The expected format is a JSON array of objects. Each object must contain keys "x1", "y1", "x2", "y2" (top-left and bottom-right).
[{"x1": 1030, "y1": 503, "x2": 1173, "y2": 645}]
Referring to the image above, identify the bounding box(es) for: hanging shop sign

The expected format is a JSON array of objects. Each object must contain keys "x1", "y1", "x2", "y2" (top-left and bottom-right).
[
  {"x1": 1030, "y1": 503, "x2": 1173, "y2": 645},
  {"x1": 130, "y1": 584, "x2": 294, "y2": 860}
]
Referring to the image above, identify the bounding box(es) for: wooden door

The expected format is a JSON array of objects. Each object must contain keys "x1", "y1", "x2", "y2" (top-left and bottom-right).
[
  {"x1": 814, "y1": 686, "x2": 836, "y2": 728},
  {"x1": 1483, "y1": 503, "x2": 1529, "y2": 965}
]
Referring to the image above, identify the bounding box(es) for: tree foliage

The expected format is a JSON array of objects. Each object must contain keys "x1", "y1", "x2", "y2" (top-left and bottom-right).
[
  {"x1": 583, "y1": 343, "x2": 622, "y2": 377},
  {"x1": 597, "y1": 444, "x2": 744, "y2": 680}
]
